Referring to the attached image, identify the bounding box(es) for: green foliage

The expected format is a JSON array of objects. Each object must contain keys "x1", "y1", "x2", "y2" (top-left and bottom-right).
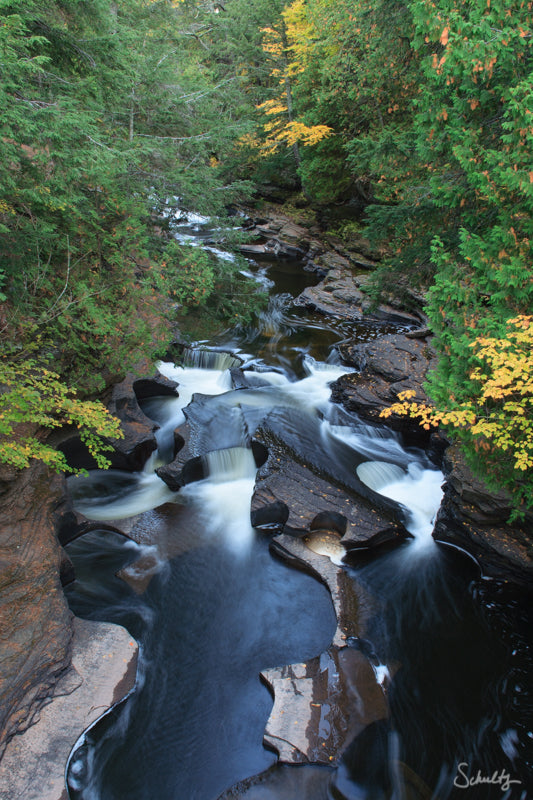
[
  {"x1": 0, "y1": 356, "x2": 123, "y2": 472},
  {"x1": 1, "y1": 0, "x2": 531, "y2": 515},
  {"x1": 155, "y1": 243, "x2": 217, "y2": 307},
  {"x1": 382, "y1": 316, "x2": 533, "y2": 516},
  {"x1": 409, "y1": 1, "x2": 533, "y2": 508},
  {"x1": 153, "y1": 240, "x2": 268, "y2": 327},
  {"x1": 264, "y1": 0, "x2": 532, "y2": 508},
  {"x1": 0, "y1": 0, "x2": 263, "y2": 471}
]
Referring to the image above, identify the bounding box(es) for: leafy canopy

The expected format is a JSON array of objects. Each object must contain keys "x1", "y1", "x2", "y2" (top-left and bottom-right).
[{"x1": 0, "y1": 358, "x2": 123, "y2": 472}]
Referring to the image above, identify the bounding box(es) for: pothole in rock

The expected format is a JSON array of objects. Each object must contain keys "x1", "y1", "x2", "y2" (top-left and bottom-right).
[{"x1": 303, "y1": 530, "x2": 345, "y2": 565}]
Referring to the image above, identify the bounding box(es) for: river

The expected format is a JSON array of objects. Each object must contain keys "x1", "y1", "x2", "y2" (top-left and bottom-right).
[{"x1": 63, "y1": 210, "x2": 532, "y2": 800}]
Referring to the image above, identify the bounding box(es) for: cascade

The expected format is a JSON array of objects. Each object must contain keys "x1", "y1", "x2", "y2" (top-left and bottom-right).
[{"x1": 63, "y1": 207, "x2": 530, "y2": 800}]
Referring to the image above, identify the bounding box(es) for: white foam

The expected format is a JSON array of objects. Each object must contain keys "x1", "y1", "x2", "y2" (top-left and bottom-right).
[
  {"x1": 357, "y1": 460, "x2": 444, "y2": 543},
  {"x1": 155, "y1": 361, "x2": 233, "y2": 428},
  {"x1": 71, "y1": 471, "x2": 176, "y2": 521}
]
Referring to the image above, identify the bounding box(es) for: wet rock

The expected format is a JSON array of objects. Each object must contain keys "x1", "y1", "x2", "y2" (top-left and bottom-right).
[
  {"x1": 254, "y1": 218, "x2": 313, "y2": 246},
  {"x1": 342, "y1": 528, "x2": 411, "y2": 563},
  {"x1": 157, "y1": 453, "x2": 204, "y2": 490},
  {"x1": 157, "y1": 432, "x2": 268, "y2": 492},
  {"x1": 0, "y1": 463, "x2": 73, "y2": 759},
  {"x1": 262, "y1": 533, "x2": 386, "y2": 766},
  {"x1": 331, "y1": 334, "x2": 436, "y2": 446},
  {"x1": 237, "y1": 213, "x2": 312, "y2": 260},
  {"x1": 132, "y1": 373, "x2": 178, "y2": 400},
  {"x1": 270, "y1": 534, "x2": 375, "y2": 648},
  {"x1": 304, "y1": 529, "x2": 345, "y2": 564},
  {"x1": 251, "y1": 501, "x2": 290, "y2": 533},
  {"x1": 0, "y1": 617, "x2": 138, "y2": 800},
  {"x1": 105, "y1": 373, "x2": 165, "y2": 471},
  {"x1": 238, "y1": 239, "x2": 306, "y2": 260},
  {"x1": 295, "y1": 270, "x2": 420, "y2": 328},
  {"x1": 56, "y1": 372, "x2": 177, "y2": 472},
  {"x1": 433, "y1": 446, "x2": 533, "y2": 584},
  {"x1": 310, "y1": 511, "x2": 347, "y2": 536},
  {"x1": 252, "y1": 458, "x2": 408, "y2": 549},
  {"x1": 252, "y1": 415, "x2": 409, "y2": 549},
  {"x1": 262, "y1": 648, "x2": 388, "y2": 766},
  {"x1": 154, "y1": 419, "x2": 196, "y2": 490},
  {"x1": 217, "y1": 763, "x2": 332, "y2": 799},
  {"x1": 320, "y1": 232, "x2": 380, "y2": 269}
]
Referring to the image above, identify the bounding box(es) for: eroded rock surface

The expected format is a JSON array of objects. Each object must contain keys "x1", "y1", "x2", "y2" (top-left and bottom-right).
[
  {"x1": 295, "y1": 269, "x2": 420, "y2": 327},
  {"x1": 263, "y1": 648, "x2": 388, "y2": 765},
  {"x1": 331, "y1": 333, "x2": 436, "y2": 435},
  {"x1": 331, "y1": 335, "x2": 532, "y2": 581},
  {"x1": 57, "y1": 371, "x2": 178, "y2": 472},
  {"x1": 434, "y1": 445, "x2": 533, "y2": 583},
  {"x1": 251, "y1": 439, "x2": 409, "y2": 552},
  {"x1": 0, "y1": 463, "x2": 73, "y2": 760},
  {"x1": 0, "y1": 617, "x2": 138, "y2": 800},
  {"x1": 261, "y1": 533, "x2": 387, "y2": 767}
]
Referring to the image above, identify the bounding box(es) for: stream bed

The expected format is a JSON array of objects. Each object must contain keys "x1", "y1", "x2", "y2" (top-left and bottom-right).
[{"x1": 64, "y1": 213, "x2": 532, "y2": 800}]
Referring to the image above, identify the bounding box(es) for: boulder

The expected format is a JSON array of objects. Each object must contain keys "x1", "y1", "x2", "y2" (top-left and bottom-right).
[
  {"x1": 331, "y1": 334, "x2": 437, "y2": 447},
  {"x1": 250, "y1": 500, "x2": 290, "y2": 533},
  {"x1": 433, "y1": 446, "x2": 533, "y2": 584},
  {"x1": 295, "y1": 270, "x2": 420, "y2": 327}
]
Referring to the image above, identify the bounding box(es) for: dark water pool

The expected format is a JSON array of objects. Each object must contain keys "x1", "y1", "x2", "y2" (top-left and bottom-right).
[{"x1": 65, "y1": 527, "x2": 337, "y2": 800}]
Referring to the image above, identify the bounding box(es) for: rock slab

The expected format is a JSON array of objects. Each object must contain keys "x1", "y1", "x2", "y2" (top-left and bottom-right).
[
  {"x1": 0, "y1": 464, "x2": 73, "y2": 760},
  {"x1": 0, "y1": 617, "x2": 138, "y2": 800}
]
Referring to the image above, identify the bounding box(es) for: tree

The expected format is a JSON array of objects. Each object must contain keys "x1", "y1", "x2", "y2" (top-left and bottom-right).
[
  {"x1": 0, "y1": 356, "x2": 123, "y2": 472},
  {"x1": 0, "y1": 0, "x2": 262, "y2": 470},
  {"x1": 371, "y1": 0, "x2": 533, "y2": 510},
  {"x1": 381, "y1": 316, "x2": 533, "y2": 515},
  {"x1": 255, "y1": 16, "x2": 333, "y2": 170}
]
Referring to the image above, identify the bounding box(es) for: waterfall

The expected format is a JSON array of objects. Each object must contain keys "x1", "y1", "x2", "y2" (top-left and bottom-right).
[
  {"x1": 356, "y1": 460, "x2": 444, "y2": 543},
  {"x1": 63, "y1": 206, "x2": 531, "y2": 800},
  {"x1": 204, "y1": 446, "x2": 257, "y2": 482},
  {"x1": 180, "y1": 446, "x2": 257, "y2": 554},
  {"x1": 279, "y1": 356, "x2": 354, "y2": 413},
  {"x1": 177, "y1": 347, "x2": 242, "y2": 371},
  {"x1": 324, "y1": 420, "x2": 414, "y2": 465},
  {"x1": 154, "y1": 358, "x2": 233, "y2": 432}
]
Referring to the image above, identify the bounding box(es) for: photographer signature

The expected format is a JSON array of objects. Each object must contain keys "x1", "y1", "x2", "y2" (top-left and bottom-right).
[{"x1": 454, "y1": 762, "x2": 522, "y2": 792}]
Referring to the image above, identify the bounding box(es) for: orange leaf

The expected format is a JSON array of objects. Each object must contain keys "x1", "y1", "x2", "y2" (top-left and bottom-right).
[{"x1": 440, "y1": 27, "x2": 449, "y2": 46}]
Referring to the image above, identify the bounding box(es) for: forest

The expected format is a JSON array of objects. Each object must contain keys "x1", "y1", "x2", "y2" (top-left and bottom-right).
[{"x1": 0, "y1": 0, "x2": 532, "y2": 513}]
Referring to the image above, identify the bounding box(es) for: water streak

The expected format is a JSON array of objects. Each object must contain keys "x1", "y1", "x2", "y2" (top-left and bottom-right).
[
  {"x1": 180, "y1": 446, "x2": 258, "y2": 554},
  {"x1": 357, "y1": 460, "x2": 443, "y2": 542}
]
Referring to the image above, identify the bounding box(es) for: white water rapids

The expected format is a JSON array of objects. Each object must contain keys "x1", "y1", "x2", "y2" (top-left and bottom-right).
[{"x1": 69, "y1": 350, "x2": 444, "y2": 548}]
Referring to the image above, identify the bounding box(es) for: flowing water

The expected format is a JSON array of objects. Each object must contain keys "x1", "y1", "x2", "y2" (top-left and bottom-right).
[{"x1": 64, "y1": 211, "x2": 532, "y2": 800}]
